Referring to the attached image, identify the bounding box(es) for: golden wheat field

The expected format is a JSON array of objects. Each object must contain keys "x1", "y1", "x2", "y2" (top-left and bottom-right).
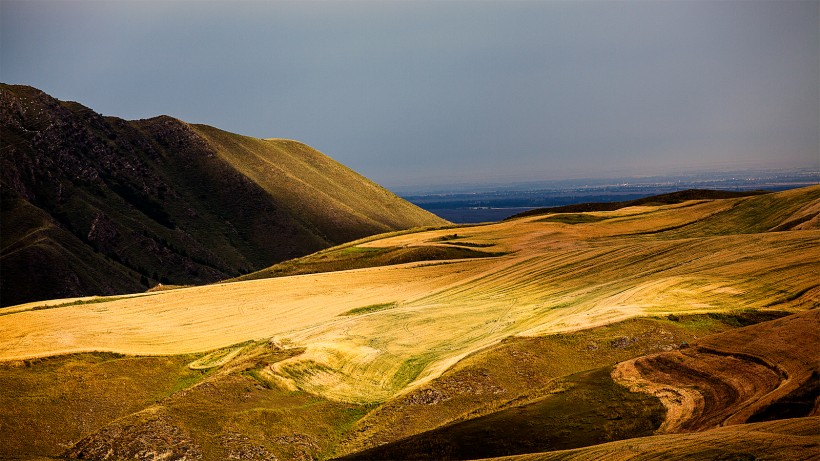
[{"x1": 2, "y1": 187, "x2": 819, "y2": 407}]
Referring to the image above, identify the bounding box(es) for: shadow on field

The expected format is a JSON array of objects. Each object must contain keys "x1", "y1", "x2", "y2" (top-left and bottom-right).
[{"x1": 336, "y1": 366, "x2": 665, "y2": 460}]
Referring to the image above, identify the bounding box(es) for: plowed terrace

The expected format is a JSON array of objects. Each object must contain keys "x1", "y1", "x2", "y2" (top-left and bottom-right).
[{"x1": 615, "y1": 308, "x2": 820, "y2": 433}]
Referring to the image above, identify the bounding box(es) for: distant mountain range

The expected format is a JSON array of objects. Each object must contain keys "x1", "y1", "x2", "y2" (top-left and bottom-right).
[
  {"x1": 402, "y1": 171, "x2": 820, "y2": 223},
  {"x1": 0, "y1": 84, "x2": 447, "y2": 306}
]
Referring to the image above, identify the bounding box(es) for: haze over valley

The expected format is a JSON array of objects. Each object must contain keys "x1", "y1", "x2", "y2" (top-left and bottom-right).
[{"x1": 401, "y1": 169, "x2": 820, "y2": 223}]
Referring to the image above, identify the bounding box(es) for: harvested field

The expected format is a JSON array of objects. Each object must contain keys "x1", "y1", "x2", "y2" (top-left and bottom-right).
[
  {"x1": 1, "y1": 187, "x2": 818, "y2": 406},
  {"x1": 2, "y1": 186, "x2": 819, "y2": 460}
]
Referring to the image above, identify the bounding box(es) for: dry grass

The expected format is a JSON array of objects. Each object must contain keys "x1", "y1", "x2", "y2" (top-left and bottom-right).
[{"x1": 1, "y1": 187, "x2": 818, "y2": 407}]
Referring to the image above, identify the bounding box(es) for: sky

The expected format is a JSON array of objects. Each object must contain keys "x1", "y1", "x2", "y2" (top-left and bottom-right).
[{"x1": 1, "y1": 0, "x2": 818, "y2": 191}]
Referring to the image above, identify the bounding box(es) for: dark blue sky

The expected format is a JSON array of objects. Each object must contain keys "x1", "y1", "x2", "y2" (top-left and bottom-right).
[{"x1": 2, "y1": 0, "x2": 818, "y2": 189}]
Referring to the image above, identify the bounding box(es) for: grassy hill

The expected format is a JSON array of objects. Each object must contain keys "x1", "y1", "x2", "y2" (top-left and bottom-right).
[
  {"x1": 0, "y1": 84, "x2": 447, "y2": 306},
  {"x1": 0, "y1": 184, "x2": 817, "y2": 459}
]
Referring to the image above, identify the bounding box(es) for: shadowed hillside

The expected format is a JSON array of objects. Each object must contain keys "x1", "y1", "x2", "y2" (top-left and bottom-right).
[{"x1": 0, "y1": 84, "x2": 447, "y2": 306}]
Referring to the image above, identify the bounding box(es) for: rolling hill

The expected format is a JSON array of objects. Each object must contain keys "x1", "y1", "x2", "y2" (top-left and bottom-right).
[
  {"x1": 0, "y1": 185, "x2": 817, "y2": 459},
  {"x1": 0, "y1": 84, "x2": 447, "y2": 306}
]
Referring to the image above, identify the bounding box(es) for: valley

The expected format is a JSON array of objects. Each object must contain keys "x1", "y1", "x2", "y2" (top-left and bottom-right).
[{"x1": 1, "y1": 185, "x2": 818, "y2": 459}]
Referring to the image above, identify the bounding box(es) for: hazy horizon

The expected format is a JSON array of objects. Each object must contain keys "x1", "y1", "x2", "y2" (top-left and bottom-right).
[{"x1": 2, "y1": 0, "x2": 818, "y2": 189}]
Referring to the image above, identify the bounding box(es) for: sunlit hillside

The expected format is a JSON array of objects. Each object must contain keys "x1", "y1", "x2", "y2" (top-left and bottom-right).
[{"x1": 1, "y1": 186, "x2": 818, "y2": 460}]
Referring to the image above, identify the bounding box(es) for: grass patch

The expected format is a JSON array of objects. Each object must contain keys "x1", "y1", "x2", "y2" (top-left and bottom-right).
[
  {"x1": 340, "y1": 246, "x2": 383, "y2": 255},
  {"x1": 663, "y1": 310, "x2": 792, "y2": 332},
  {"x1": 0, "y1": 352, "x2": 198, "y2": 459},
  {"x1": 188, "y1": 344, "x2": 249, "y2": 369},
  {"x1": 391, "y1": 353, "x2": 437, "y2": 389},
  {"x1": 166, "y1": 368, "x2": 208, "y2": 396},
  {"x1": 341, "y1": 302, "x2": 397, "y2": 316},
  {"x1": 430, "y1": 233, "x2": 496, "y2": 246},
  {"x1": 244, "y1": 368, "x2": 274, "y2": 389}
]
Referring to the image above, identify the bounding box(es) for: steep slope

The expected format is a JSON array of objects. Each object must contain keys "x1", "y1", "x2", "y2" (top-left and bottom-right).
[
  {"x1": 191, "y1": 126, "x2": 445, "y2": 242},
  {"x1": 0, "y1": 84, "x2": 447, "y2": 306}
]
